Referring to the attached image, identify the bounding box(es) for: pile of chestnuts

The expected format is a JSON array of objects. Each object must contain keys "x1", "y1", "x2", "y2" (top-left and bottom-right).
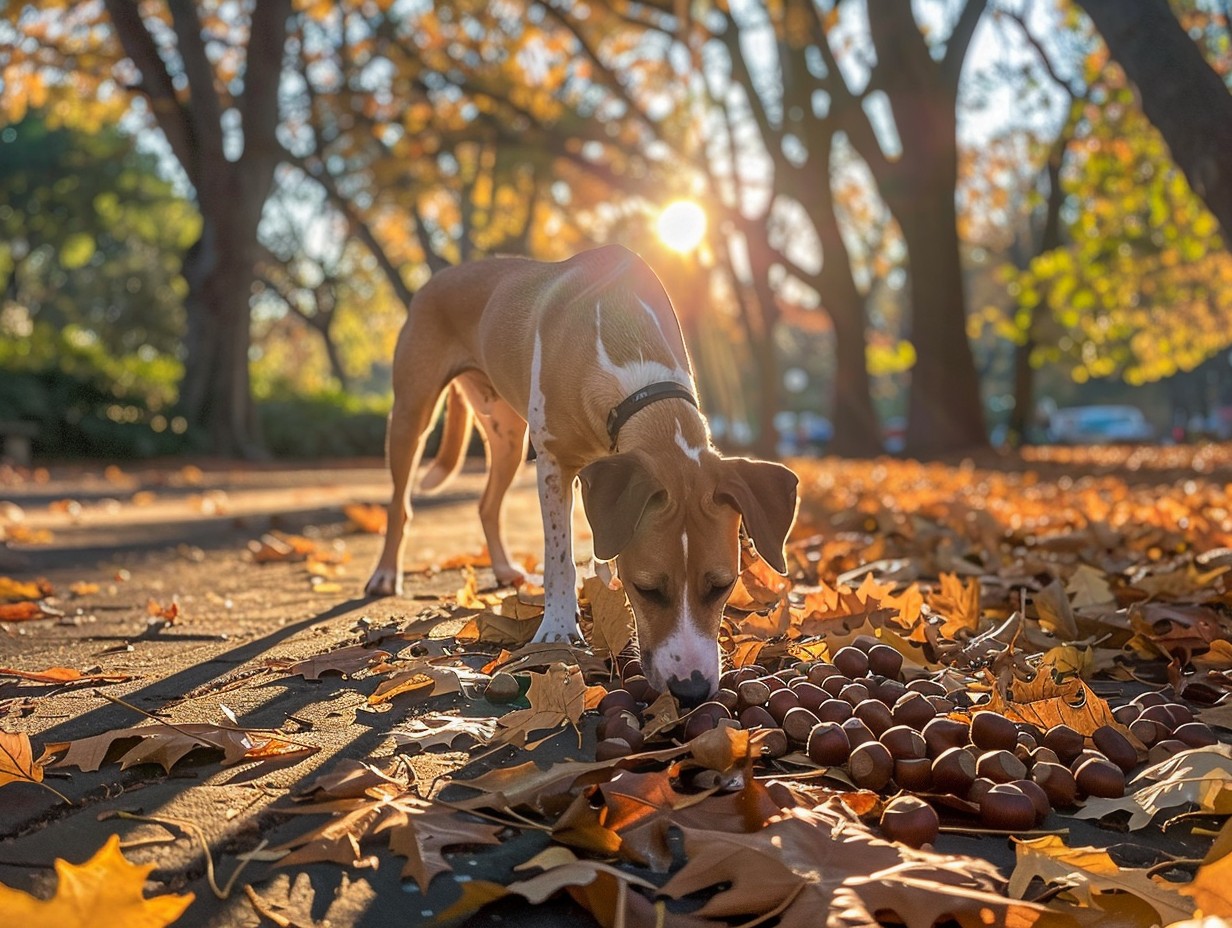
[{"x1": 592, "y1": 636, "x2": 1220, "y2": 848}]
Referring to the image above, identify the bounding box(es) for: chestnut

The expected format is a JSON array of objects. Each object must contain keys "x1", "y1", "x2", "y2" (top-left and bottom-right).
[
  {"x1": 979, "y1": 783, "x2": 1038, "y2": 830},
  {"x1": 1042, "y1": 724, "x2": 1084, "y2": 764},
  {"x1": 839, "y1": 682, "x2": 872, "y2": 706},
  {"x1": 841, "y1": 717, "x2": 877, "y2": 748},
  {"x1": 1031, "y1": 761, "x2": 1078, "y2": 808},
  {"x1": 782, "y1": 706, "x2": 821, "y2": 745},
  {"x1": 1092, "y1": 725, "x2": 1139, "y2": 774},
  {"x1": 598, "y1": 688, "x2": 638, "y2": 715},
  {"x1": 892, "y1": 692, "x2": 936, "y2": 730},
  {"x1": 759, "y1": 727, "x2": 790, "y2": 759},
  {"x1": 1075, "y1": 756, "x2": 1126, "y2": 798},
  {"x1": 833, "y1": 646, "x2": 870, "y2": 678},
  {"x1": 806, "y1": 663, "x2": 842, "y2": 687},
  {"x1": 815, "y1": 698, "x2": 854, "y2": 724},
  {"x1": 922, "y1": 717, "x2": 969, "y2": 757},
  {"x1": 867, "y1": 644, "x2": 904, "y2": 680},
  {"x1": 931, "y1": 746, "x2": 978, "y2": 795},
  {"x1": 976, "y1": 749, "x2": 1028, "y2": 784},
  {"x1": 739, "y1": 705, "x2": 777, "y2": 729},
  {"x1": 906, "y1": 679, "x2": 947, "y2": 698},
  {"x1": 807, "y1": 720, "x2": 852, "y2": 766},
  {"x1": 1173, "y1": 722, "x2": 1218, "y2": 748},
  {"x1": 736, "y1": 678, "x2": 772, "y2": 710},
  {"x1": 880, "y1": 725, "x2": 927, "y2": 760},
  {"x1": 893, "y1": 756, "x2": 934, "y2": 792},
  {"x1": 849, "y1": 741, "x2": 894, "y2": 790},
  {"x1": 1011, "y1": 778, "x2": 1051, "y2": 822},
  {"x1": 595, "y1": 737, "x2": 634, "y2": 760},
  {"x1": 971, "y1": 712, "x2": 1018, "y2": 752},
  {"x1": 854, "y1": 699, "x2": 896, "y2": 737},
  {"x1": 881, "y1": 795, "x2": 939, "y2": 848},
  {"x1": 1148, "y1": 739, "x2": 1188, "y2": 764},
  {"x1": 792, "y1": 681, "x2": 827, "y2": 712},
  {"x1": 766, "y1": 687, "x2": 800, "y2": 723}
]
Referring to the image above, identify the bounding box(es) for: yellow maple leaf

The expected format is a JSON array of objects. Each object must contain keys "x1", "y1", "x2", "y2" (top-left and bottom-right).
[{"x1": 0, "y1": 834, "x2": 193, "y2": 926}]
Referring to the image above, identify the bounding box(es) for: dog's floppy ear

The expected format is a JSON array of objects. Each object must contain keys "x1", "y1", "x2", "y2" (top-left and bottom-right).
[
  {"x1": 579, "y1": 453, "x2": 664, "y2": 561},
  {"x1": 714, "y1": 458, "x2": 799, "y2": 575}
]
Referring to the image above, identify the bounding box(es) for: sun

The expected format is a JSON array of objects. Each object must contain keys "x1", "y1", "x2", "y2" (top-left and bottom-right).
[{"x1": 656, "y1": 200, "x2": 708, "y2": 254}]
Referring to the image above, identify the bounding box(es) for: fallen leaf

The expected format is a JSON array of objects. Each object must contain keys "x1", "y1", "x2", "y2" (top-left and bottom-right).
[
  {"x1": 392, "y1": 714, "x2": 496, "y2": 751},
  {"x1": 1008, "y1": 835, "x2": 1193, "y2": 926},
  {"x1": 68, "y1": 581, "x2": 100, "y2": 597},
  {"x1": 1182, "y1": 852, "x2": 1232, "y2": 918},
  {"x1": 367, "y1": 662, "x2": 470, "y2": 705},
  {"x1": 1073, "y1": 745, "x2": 1232, "y2": 830},
  {"x1": 276, "y1": 645, "x2": 391, "y2": 681},
  {"x1": 0, "y1": 577, "x2": 49, "y2": 601},
  {"x1": 0, "y1": 833, "x2": 193, "y2": 926},
  {"x1": 294, "y1": 759, "x2": 407, "y2": 801},
  {"x1": 1066, "y1": 565, "x2": 1115, "y2": 610},
  {"x1": 344, "y1": 503, "x2": 387, "y2": 534},
  {"x1": 980, "y1": 670, "x2": 1134, "y2": 739},
  {"x1": 42, "y1": 720, "x2": 298, "y2": 774},
  {"x1": 0, "y1": 666, "x2": 134, "y2": 686},
  {"x1": 146, "y1": 599, "x2": 180, "y2": 622},
  {"x1": 927, "y1": 572, "x2": 983, "y2": 639},
  {"x1": 492, "y1": 662, "x2": 587, "y2": 748},
  {"x1": 662, "y1": 804, "x2": 1056, "y2": 928},
  {"x1": 0, "y1": 601, "x2": 62, "y2": 622},
  {"x1": 1034, "y1": 578, "x2": 1079, "y2": 640},
  {"x1": 277, "y1": 790, "x2": 501, "y2": 890},
  {"x1": 0, "y1": 730, "x2": 42, "y2": 789},
  {"x1": 581, "y1": 576, "x2": 634, "y2": 658}
]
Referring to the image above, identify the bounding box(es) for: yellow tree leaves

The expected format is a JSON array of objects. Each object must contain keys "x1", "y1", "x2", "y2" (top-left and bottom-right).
[{"x1": 0, "y1": 835, "x2": 193, "y2": 928}]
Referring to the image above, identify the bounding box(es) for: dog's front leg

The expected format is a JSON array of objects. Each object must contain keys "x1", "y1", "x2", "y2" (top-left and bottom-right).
[{"x1": 531, "y1": 450, "x2": 580, "y2": 642}]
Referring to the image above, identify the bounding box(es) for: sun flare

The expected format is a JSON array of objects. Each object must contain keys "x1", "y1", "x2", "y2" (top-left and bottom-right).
[{"x1": 656, "y1": 200, "x2": 708, "y2": 254}]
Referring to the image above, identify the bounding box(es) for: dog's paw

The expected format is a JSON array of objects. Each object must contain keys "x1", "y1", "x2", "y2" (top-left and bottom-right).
[
  {"x1": 364, "y1": 567, "x2": 403, "y2": 598},
  {"x1": 531, "y1": 619, "x2": 582, "y2": 644},
  {"x1": 492, "y1": 563, "x2": 535, "y2": 588}
]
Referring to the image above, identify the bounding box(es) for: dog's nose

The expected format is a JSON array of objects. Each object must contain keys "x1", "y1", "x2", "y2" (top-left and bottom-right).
[{"x1": 666, "y1": 671, "x2": 714, "y2": 708}]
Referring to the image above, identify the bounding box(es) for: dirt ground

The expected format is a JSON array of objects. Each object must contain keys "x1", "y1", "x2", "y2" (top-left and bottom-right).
[
  {"x1": 0, "y1": 459, "x2": 607, "y2": 926},
  {"x1": 0, "y1": 456, "x2": 1218, "y2": 927}
]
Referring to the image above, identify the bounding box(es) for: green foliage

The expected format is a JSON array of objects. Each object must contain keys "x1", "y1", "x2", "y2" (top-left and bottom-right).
[
  {"x1": 0, "y1": 114, "x2": 198, "y2": 357},
  {"x1": 1008, "y1": 73, "x2": 1232, "y2": 386},
  {"x1": 0, "y1": 323, "x2": 188, "y2": 458},
  {"x1": 258, "y1": 390, "x2": 392, "y2": 459}
]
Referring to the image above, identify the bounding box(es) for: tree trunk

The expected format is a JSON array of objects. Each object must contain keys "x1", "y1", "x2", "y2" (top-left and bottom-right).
[
  {"x1": 1076, "y1": 0, "x2": 1232, "y2": 241},
  {"x1": 1009, "y1": 141, "x2": 1067, "y2": 445},
  {"x1": 897, "y1": 197, "x2": 988, "y2": 456}
]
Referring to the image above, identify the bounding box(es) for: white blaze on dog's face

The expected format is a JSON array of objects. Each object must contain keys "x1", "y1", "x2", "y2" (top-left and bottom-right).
[{"x1": 579, "y1": 450, "x2": 799, "y2": 707}]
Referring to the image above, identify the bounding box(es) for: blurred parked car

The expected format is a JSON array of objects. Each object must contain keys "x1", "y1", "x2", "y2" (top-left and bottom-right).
[{"x1": 1047, "y1": 405, "x2": 1156, "y2": 444}]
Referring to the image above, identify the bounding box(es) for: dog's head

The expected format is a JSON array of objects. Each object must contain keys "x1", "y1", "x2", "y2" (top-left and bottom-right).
[{"x1": 579, "y1": 451, "x2": 798, "y2": 707}]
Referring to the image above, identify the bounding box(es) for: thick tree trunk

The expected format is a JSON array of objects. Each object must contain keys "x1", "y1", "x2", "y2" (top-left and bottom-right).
[
  {"x1": 865, "y1": 0, "x2": 989, "y2": 457},
  {"x1": 1076, "y1": 0, "x2": 1232, "y2": 241},
  {"x1": 897, "y1": 198, "x2": 988, "y2": 455}
]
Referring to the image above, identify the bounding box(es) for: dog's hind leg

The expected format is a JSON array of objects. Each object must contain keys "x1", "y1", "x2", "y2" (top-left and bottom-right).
[
  {"x1": 457, "y1": 372, "x2": 529, "y2": 588},
  {"x1": 365, "y1": 340, "x2": 457, "y2": 598}
]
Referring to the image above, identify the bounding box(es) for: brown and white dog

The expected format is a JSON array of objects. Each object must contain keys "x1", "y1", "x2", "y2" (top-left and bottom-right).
[{"x1": 364, "y1": 245, "x2": 798, "y2": 706}]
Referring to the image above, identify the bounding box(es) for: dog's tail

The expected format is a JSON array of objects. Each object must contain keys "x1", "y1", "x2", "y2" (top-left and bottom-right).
[{"x1": 418, "y1": 383, "x2": 473, "y2": 494}]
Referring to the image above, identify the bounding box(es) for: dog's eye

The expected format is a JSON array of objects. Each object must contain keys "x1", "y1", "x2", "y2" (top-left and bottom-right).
[
  {"x1": 632, "y1": 583, "x2": 671, "y2": 607},
  {"x1": 702, "y1": 579, "x2": 735, "y2": 604}
]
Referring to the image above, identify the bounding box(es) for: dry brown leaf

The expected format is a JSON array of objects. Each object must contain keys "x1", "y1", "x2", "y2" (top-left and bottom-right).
[
  {"x1": 0, "y1": 600, "x2": 61, "y2": 622},
  {"x1": 391, "y1": 714, "x2": 496, "y2": 751},
  {"x1": 581, "y1": 575, "x2": 634, "y2": 658},
  {"x1": 0, "y1": 666, "x2": 134, "y2": 686},
  {"x1": 0, "y1": 833, "x2": 193, "y2": 926},
  {"x1": 662, "y1": 804, "x2": 1058, "y2": 928},
  {"x1": 1008, "y1": 835, "x2": 1193, "y2": 926},
  {"x1": 276, "y1": 790, "x2": 501, "y2": 890},
  {"x1": 42, "y1": 721, "x2": 299, "y2": 773},
  {"x1": 344, "y1": 503, "x2": 387, "y2": 534},
  {"x1": 927, "y1": 572, "x2": 983, "y2": 639},
  {"x1": 277, "y1": 645, "x2": 391, "y2": 681},
  {"x1": 0, "y1": 730, "x2": 42, "y2": 789},
  {"x1": 145, "y1": 598, "x2": 180, "y2": 622},
  {"x1": 1073, "y1": 745, "x2": 1232, "y2": 830},
  {"x1": 492, "y1": 662, "x2": 587, "y2": 748},
  {"x1": 0, "y1": 576, "x2": 49, "y2": 601},
  {"x1": 366, "y1": 661, "x2": 473, "y2": 705},
  {"x1": 68, "y1": 581, "x2": 100, "y2": 597},
  {"x1": 1066, "y1": 565, "x2": 1115, "y2": 610},
  {"x1": 1034, "y1": 578, "x2": 1079, "y2": 640},
  {"x1": 1182, "y1": 851, "x2": 1232, "y2": 918},
  {"x1": 980, "y1": 671, "x2": 1134, "y2": 740},
  {"x1": 294, "y1": 759, "x2": 406, "y2": 801}
]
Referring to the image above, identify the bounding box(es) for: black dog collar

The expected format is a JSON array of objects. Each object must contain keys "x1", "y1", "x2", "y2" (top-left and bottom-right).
[{"x1": 606, "y1": 382, "x2": 699, "y2": 451}]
